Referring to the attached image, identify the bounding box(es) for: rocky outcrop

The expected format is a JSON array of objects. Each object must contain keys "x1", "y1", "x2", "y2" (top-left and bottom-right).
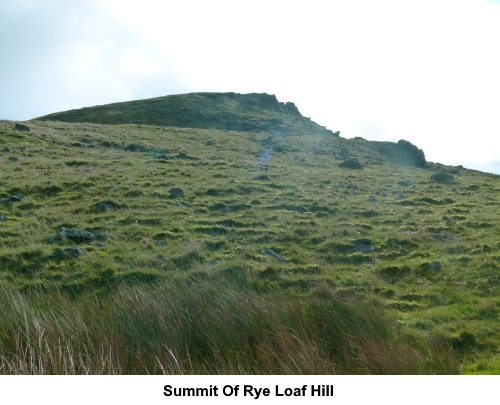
[
  {"x1": 169, "y1": 188, "x2": 186, "y2": 199},
  {"x1": 264, "y1": 248, "x2": 287, "y2": 263},
  {"x1": 91, "y1": 200, "x2": 122, "y2": 213},
  {"x1": 14, "y1": 123, "x2": 30, "y2": 131},
  {"x1": 350, "y1": 238, "x2": 374, "y2": 253},
  {"x1": 373, "y1": 139, "x2": 426, "y2": 168},
  {"x1": 49, "y1": 227, "x2": 96, "y2": 243},
  {"x1": 431, "y1": 172, "x2": 455, "y2": 183},
  {"x1": 339, "y1": 158, "x2": 363, "y2": 170},
  {"x1": 53, "y1": 247, "x2": 86, "y2": 259},
  {"x1": 125, "y1": 143, "x2": 148, "y2": 152}
]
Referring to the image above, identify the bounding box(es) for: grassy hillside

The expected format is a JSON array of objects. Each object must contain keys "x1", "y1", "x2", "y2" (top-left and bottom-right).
[{"x1": 0, "y1": 94, "x2": 499, "y2": 374}]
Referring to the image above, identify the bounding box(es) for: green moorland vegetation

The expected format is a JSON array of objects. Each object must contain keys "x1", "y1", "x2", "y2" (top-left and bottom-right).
[{"x1": 0, "y1": 93, "x2": 498, "y2": 374}]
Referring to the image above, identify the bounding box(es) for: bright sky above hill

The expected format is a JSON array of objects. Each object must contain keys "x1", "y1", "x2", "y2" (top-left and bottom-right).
[{"x1": 1, "y1": 0, "x2": 499, "y2": 174}]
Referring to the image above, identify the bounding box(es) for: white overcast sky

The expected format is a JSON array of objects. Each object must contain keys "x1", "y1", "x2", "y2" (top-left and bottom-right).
[{"x1": 1, "y1": 0, "x2": 499, "y2": 174}]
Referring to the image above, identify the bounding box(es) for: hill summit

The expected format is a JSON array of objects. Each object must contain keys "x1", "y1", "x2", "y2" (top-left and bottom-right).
[{"x1": 37, "y1": 92, "x2": 335, "y2": 135}]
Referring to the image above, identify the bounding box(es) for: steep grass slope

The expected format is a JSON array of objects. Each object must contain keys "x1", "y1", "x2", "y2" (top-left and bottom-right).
[{"x1": 0, "y1": 93, "x2": 498, "y2": 373}]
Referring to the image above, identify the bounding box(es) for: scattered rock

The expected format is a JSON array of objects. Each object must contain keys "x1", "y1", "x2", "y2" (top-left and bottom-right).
[
  {"x1": 53, "y1": 227, "x2": 96, "y2": 243},
  {"x1": 22, "y1": 212, "x2": 37, "y2": 217},
  {"x1": 338, "y1": 147, "x2": 350, "y2": 158},
  {"x1": 86, "y1": 228, "x2": 112, "y2": 241},
  {"x1": 169, "y1": 188, "x2": 186, "y2": 199},
  {"x1": 431, "y1": 233, "x2": 454, "y2": 241},
  {"x1": 0, "y1": 214, "x2": 7, "y2": 222},
  {"x1": 416, "y1": 260, "x2": 443, "y2": 277},
  {"x1": 431, "y1": 172, "x2": 455, "y2": 183},
  {"x1": 332, "y1": 131, "x2": 341, "y2": 136},
  {"x1": 350, "y1": 238, "x2": 374, "y2": 253},
  {"x1": 262, "y1": 136, "x2": 275, "y2": 146},
  {"x1": 154, "y1": 240, "x2": 168, "y2": 247},
  {"x1": 286, "y1": 205, "x2": 309, "y2": 213},
  {"x1": 146, "y1": 148, "x2": 169, "y2": 158},
  {"x1": 417, "y1": 197, "x2": 455, "y2": 205},
  {"x1": 34, "y1": 185, "x2": 62, "y2": 197},
  {"x1": 53, "y1": 247, "x2": 86, "y2": 259},
  {"x1": 92, "y1": 200, "x2": 121, "y2": 212},
  {"x1": 355, "y1": 209, "x2": 379, "y2": 218},
  {"x1": 339, "y1": 158, "x2": 363, "y2": 170},
  {"x1": 214, "y1": 204, "x2": 232, "y2": 213},
  {"x1": 176, "y1": 152, "x2": 199, "y2": 160},
  {"x1": 377, "y1": 265, "x2": 412, "y2": 282},
  {"x1": 14, "y1": 123, "x2": 30, "y2": 131},
  {"x1": 205, "y1": 141, "x2": 216, "y2": 146},
  {"x1": 9, "y1": 194, "x2": 24, "y2": 202},
  {"x1": 125, "y1": 143, "x2": 148, "y2": 152},
  {"x1": 264, "y1": 248, "x2": 287, "y2": 263},
  {"x1": 428, "y1": 260, "x2": 443, "y2": 271}
]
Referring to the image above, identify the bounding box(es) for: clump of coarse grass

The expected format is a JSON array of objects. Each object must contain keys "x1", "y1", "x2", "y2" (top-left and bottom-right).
[{"x1": 0, "y1": 279, "x2": 457, "y2": 374}]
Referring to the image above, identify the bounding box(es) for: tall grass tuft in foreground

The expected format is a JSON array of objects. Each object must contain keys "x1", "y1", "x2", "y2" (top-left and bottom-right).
[{"x1": 0, "y1": 280, "x2": 457, "y2": 374}]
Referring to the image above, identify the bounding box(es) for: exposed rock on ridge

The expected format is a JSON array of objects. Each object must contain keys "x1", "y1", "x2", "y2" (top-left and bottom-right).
[{"x1": 372, "y1": 139, "x2": 427, "y2": 168}]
